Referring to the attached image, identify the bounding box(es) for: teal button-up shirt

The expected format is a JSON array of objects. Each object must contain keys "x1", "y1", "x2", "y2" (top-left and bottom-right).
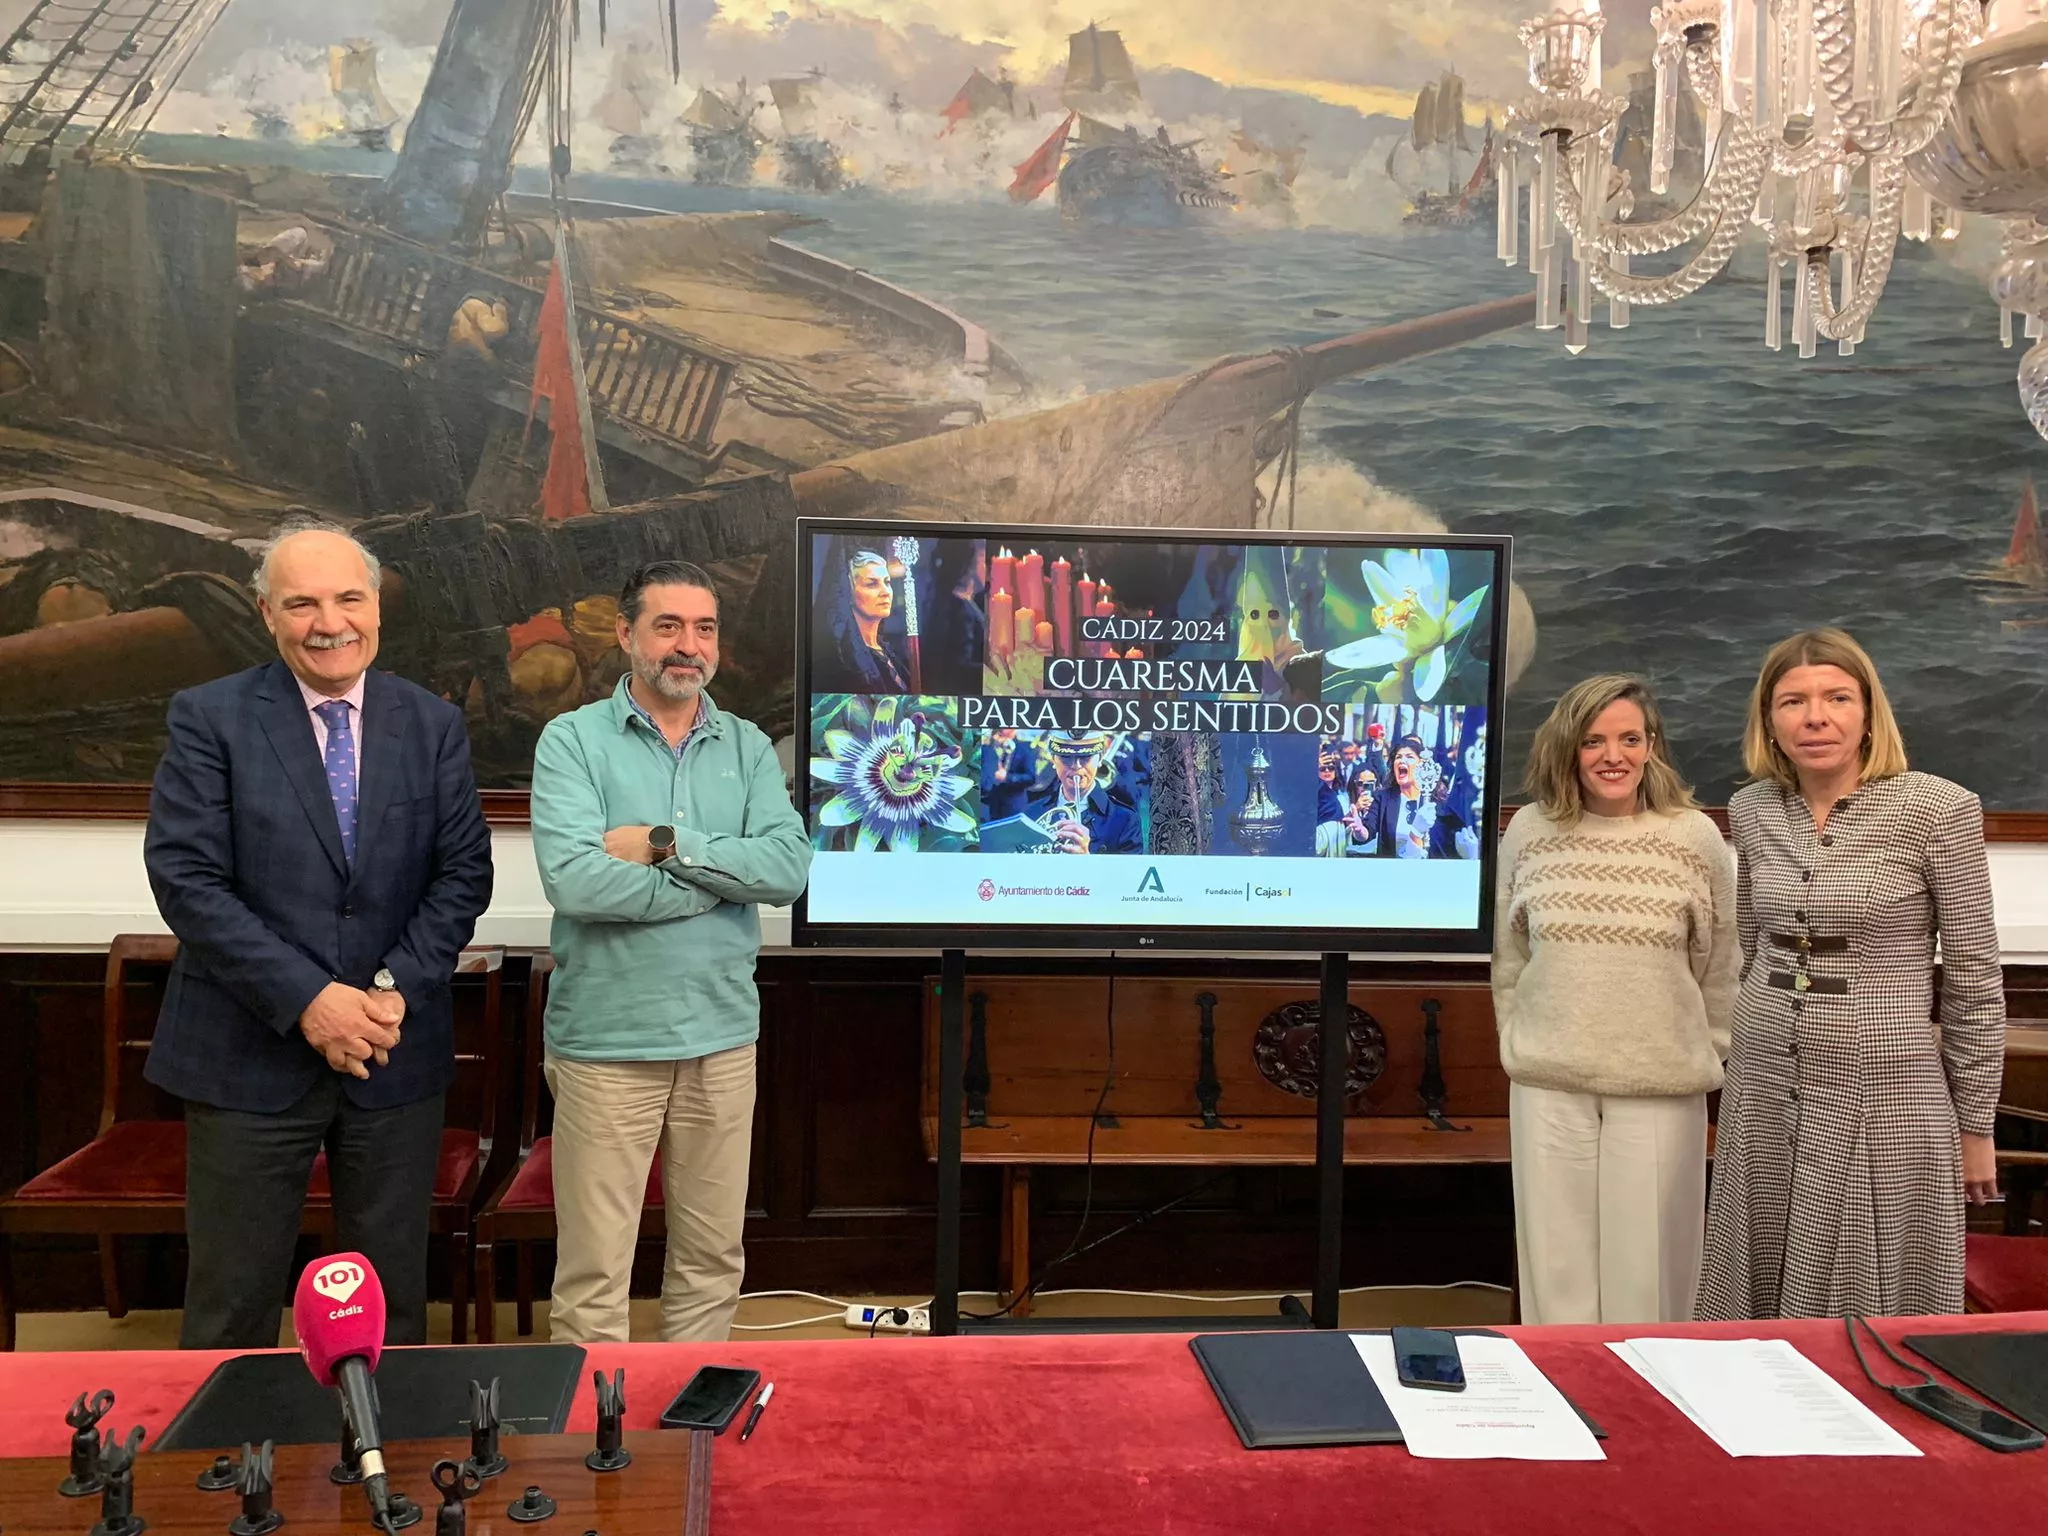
[{"x1": 530, "y1": 678, "x2": 812, "y2": 1061}]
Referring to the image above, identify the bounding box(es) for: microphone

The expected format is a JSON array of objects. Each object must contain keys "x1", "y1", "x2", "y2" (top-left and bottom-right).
[{"x1": 294, "y1": 1253, "x2": 396, "y2": 1531}]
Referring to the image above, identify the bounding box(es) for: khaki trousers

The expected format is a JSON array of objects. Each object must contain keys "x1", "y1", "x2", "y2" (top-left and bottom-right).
[
  {"x1": 1510, "y1": 1081, "x2": 1708, "y2": 1326},
  {"x1": 545, "y1": 1045, "x2": 757, "y2": 1343}
]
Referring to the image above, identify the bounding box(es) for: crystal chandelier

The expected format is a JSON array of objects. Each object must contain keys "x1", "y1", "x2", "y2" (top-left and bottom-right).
[{"x1": 1502, "y1": 0, "x2": 2048, "y2": 443}]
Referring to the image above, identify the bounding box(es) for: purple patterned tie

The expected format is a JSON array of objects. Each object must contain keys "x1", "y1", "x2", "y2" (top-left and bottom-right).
[{"x1": 314, "y1": 700, "x2": 358, "y2": 863}]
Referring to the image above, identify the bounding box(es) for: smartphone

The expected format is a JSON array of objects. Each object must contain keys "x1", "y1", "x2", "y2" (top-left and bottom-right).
[
  {"x1": 660, "y1": 1366, "x2": 762, "y2": 1433},
  {"x1": 1891, "y1": 1383, "x2": 2045, "y2": 1453},
  {"x1": 1391, "y1": 1327, "x2": 1466, "y2": 1392}
]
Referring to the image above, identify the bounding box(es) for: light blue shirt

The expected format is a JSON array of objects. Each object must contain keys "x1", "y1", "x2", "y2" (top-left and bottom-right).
[{"x1": 530, "y1": 678, "x2": 812, "y2": 1061}]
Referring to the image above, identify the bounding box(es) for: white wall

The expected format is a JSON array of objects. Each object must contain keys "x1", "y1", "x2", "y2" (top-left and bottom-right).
[{"x1": 2, "y1": 820, "x2": 2045, "y2": 959}]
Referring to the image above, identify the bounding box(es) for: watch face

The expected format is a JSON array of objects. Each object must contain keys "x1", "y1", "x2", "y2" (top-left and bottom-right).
[
  {"x1": 650, "y1": 826, "x2": 676, "y2": 853},
  {"x1": 373, "y1": 969, "x2": 396, "y2": 991}
]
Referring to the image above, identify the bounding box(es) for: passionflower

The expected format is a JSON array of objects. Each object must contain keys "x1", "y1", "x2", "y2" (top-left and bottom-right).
[
  {"x1": 810, "y1": 696, "x2": 976, "y2": 852},
  {"x1": 1326, "y1": 548, "x2": 1488, "y2": 702}
]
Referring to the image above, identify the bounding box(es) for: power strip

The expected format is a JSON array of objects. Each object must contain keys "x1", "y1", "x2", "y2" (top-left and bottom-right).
[{"x1": 843, "y1": 1303, "x2": 931, "y2": 1334}]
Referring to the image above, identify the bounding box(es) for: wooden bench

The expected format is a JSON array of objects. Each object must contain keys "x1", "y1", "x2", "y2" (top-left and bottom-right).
[{"x1": 920, "y1": 974, "x2": 1510, "y2": 1315}]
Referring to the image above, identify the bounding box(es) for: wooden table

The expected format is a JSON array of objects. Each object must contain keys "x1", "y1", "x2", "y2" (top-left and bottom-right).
[{"x1": 0, "y1": 1431, "x2": 700, "y2": 1536}]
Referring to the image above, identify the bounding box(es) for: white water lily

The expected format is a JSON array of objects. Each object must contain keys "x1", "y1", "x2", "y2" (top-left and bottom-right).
[
  {"x1": 809, "y1": 696, "x2": 976, "y2": 852},
  {"x1": 1326, "y1": 548, "x2": 1488, "y2": 702}
]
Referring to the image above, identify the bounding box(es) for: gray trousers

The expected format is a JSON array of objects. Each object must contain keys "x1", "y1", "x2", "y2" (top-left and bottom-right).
[{"x1": 180, "y1": 1076, "x2": 444, "y2": 1350}]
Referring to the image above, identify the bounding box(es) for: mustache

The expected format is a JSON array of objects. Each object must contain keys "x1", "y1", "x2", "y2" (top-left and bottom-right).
[{"x1": 305, "y1": 630, "x2": 363, "y2": 650}]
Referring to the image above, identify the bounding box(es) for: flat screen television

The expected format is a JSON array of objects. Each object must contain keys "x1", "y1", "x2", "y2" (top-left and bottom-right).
[{"x1": 791, "y1": 519, "x2": 1511, "y2": 953}]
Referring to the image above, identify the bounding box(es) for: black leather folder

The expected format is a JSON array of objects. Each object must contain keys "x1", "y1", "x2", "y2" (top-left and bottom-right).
[{"x1": 1192, "y1": 1330, "x2": 1401, "y2": 1448}]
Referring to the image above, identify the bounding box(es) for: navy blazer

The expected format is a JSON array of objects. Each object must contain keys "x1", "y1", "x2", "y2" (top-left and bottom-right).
[{"x1": 143, "y1": 661, "x2": 494, "y2": 1113}]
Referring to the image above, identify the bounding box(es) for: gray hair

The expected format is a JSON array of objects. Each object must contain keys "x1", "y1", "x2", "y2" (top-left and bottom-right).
[{"x1": 251, "y1": 519, "x2": 383, "y2": 603}]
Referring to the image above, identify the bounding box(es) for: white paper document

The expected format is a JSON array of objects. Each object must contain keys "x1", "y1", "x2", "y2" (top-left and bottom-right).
[
  {"x1": 1611, "y1": 1338, "x2": 1922, "y2": 1458},
  {"x1": 1352, "y1": 1334, "x2": 1606, "y2": 1460}
]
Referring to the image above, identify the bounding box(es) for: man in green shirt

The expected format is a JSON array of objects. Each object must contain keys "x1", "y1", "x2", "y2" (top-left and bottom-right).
[{"x1": 529, "y1": 559, "x2": 811, "y2": 1342}]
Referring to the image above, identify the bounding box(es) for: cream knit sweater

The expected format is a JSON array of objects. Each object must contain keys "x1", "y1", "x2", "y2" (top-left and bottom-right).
[{"x1": 1492, "y1": 803, "x2": 1738, "y2": 1098}]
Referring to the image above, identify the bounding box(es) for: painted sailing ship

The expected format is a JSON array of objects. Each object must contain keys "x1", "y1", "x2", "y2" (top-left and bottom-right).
[
  {"x1": 1019, "y1": 27, "x2": 1233, "y2": 226},
  {"x1": 1386, "y1": 72, "x2": 1495, "y2": 227},
  {"x1": 1973, "y1": 479, "x2": 2048, "y2": 611},
  {"x1": 680, "y1": 82, "x2": 762, "y2": 186},
  {"x1": 594, "y1": 40, "x2": 665, "y2": 170},
  {"x1": 1060, "y1": 22, "x2": 1142, "y2": 114},
  {"x1": 769, "y1": 70, "x2": 846, "y2": 194},
  {"x1": 328, "y1": 40, "x2": 400, "y2": 152},
  {"x1": 940, "y1": 67, "x2": 1023, "y2": 132}
]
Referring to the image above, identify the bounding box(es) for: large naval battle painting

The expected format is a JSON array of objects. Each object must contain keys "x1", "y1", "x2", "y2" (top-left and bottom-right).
[{"x1": 0, "y1": 0, "x2": 2040, "y2": 807}]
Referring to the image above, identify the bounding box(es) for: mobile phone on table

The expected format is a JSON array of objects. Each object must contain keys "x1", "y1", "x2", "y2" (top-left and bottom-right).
[
  {"x1": 1890, "y1": 1383, "x2": 2044, "y2": 1453},
  {"x1": 1391, "y1": 1327, "x2": 1466, "y2": 1392},
  {"x1": 660, "y1": 1365, "x2": 762, "y2": 1433}
]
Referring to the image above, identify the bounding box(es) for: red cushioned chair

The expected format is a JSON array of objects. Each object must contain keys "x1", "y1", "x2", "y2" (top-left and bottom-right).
[
  {"x1": 1965, "y1": 1107, "x2": 2048, "y2": 1315},
  {"x1": 0, "y1": 936, "x2": 506, "y2": 1350},
  {"x1": 472, "y1": 953, "x2": 665, "y2": 1342}
]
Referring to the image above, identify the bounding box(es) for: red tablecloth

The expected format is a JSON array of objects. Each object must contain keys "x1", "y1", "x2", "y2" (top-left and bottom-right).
[{"x1": 3, "y1": 1314, "x2": 2043, "y2": 1534}]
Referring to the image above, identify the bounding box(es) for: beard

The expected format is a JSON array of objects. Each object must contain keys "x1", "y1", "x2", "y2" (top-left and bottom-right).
[{"x1": 633, "y1": 646, "x2": 716, "y2": 701}]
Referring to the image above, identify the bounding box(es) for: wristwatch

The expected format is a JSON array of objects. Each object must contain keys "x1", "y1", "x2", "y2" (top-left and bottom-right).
[
  {"x1": 648, "y1": 825, "x2": 678, "y2": 862},
  {"x1": 371, "y1": 968, "x2": 397, "y2": 993}
]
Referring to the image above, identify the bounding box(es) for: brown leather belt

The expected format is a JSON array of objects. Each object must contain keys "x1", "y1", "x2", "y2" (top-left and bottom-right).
[
  {"x1": 1767, "y1": 971, "x2": 1848, "y2": 995},
  {"x1": 1769, "y1": 933, "x2": 1849, "y2": 954}
]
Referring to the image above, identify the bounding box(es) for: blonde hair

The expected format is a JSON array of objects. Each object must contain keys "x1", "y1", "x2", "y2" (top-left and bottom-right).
[
  {"x1": 1742, "y1": 628, "x2": 1908, "y2": 789},
  {"x1": 1523, "y1": 674, "x2": 1697, "y2": 828}
]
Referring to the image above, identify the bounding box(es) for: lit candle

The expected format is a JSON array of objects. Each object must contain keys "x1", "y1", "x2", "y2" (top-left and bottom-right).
[
  {"x1": 1076, "y1": 572, "x2": 1096, "y2": 652},
  {"x1": 1035, "y1": 619, "x2": 1054, "y2": 653},
  {"x1": 1019, "y1": 550, "x2": 1045, "y2": 620},
  {"x1": 1014, "y1": 605, "x2": 1037, "y2": 654},
  {"x1": 991, "y1": 547, "x2": 1016, "y2": 608},
  {"x1": 1124, "y1": 646, "x2": 1144, "y2": 660},
  {"x1": 989, "y1": 585, "x2": 1014, "y2": 658},
  {"x1": 1051, "y1": 556, "x2": 1073, "y2": 656},
  {"x1": 1092, "y1": 593, "x2": 1115, "y2": 657}
]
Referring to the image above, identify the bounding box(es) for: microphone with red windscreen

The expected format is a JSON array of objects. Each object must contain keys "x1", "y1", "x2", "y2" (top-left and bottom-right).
[{"x1": 294, "y1": 1253, "x2": 397, "y2": 1530}]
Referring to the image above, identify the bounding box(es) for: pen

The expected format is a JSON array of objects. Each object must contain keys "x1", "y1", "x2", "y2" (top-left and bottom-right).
[{"x1": 739, "y1": 1381, "x2": 774, "y2": 1442}]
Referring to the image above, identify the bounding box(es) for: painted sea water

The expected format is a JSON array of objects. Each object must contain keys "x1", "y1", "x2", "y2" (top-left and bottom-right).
[{"x1": 555, "y1": 172, "x2": 2048, "y2": 810}]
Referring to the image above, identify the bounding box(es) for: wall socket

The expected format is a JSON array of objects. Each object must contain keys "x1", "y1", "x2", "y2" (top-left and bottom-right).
[{"x1": 843, "y1": 1303, "x2": 931, "y2": 1334}]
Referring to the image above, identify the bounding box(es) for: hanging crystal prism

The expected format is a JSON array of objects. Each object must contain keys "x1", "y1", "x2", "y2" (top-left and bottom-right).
[
  {"x1": 1650, "y1": 45, "x2": 1677, "y2": 195},
  {"x1": 1837, "y1": 248, "x2": 1857, "y2": 357}
]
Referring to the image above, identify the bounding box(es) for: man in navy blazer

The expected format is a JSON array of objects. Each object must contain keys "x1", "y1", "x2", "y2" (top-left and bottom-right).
[{"x1": 144, "y1": 523, "x2": 493, "y2": 1348}]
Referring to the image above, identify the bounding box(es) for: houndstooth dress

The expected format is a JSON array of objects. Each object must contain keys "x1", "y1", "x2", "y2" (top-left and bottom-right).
[{"x1": 1697, "y1": 772, "x2": 2006, "y2": 1320}]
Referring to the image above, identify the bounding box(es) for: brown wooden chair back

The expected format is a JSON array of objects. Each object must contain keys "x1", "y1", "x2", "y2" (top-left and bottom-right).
[{"x1": 101, "y1": 934, "x2": 182, "y2": 1133}]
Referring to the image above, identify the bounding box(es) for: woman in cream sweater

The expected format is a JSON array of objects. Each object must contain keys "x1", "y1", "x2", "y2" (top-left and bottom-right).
[{"x1": 1493, "y1": 675, "x2": 1738, "y2": 1324}]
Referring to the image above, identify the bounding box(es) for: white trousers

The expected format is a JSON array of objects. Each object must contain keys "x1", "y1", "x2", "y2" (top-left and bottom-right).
[{"x1": 1509, "y1": 1082, "x2": 1708, "y2": 1326}]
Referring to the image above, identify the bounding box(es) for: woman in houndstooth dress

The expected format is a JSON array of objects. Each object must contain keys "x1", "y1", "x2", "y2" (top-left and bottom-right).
[{"x1": 1698, "y1": 629, "x2": 2005, "y2": 1320}]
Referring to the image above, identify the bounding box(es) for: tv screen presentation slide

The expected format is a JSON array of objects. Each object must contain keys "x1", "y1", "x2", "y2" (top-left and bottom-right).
[{"x1": 792, "y1": 520, "x2": 1510, "y2": 952}]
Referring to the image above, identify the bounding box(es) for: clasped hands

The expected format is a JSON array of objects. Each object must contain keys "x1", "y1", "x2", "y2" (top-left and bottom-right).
[{"x1": 298, "y1": 981, "x2": 406, "y2": 1079}]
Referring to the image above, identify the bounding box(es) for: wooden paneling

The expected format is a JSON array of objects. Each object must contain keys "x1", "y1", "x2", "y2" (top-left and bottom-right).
[{"x1": 3, "y1": 954, "x2": 2043, "y2": 1312}]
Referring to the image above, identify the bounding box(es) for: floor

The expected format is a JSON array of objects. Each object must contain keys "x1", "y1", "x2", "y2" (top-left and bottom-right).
[{"x1": 9, "y1": 1284, "x2": 1513, "y2": 1350}]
